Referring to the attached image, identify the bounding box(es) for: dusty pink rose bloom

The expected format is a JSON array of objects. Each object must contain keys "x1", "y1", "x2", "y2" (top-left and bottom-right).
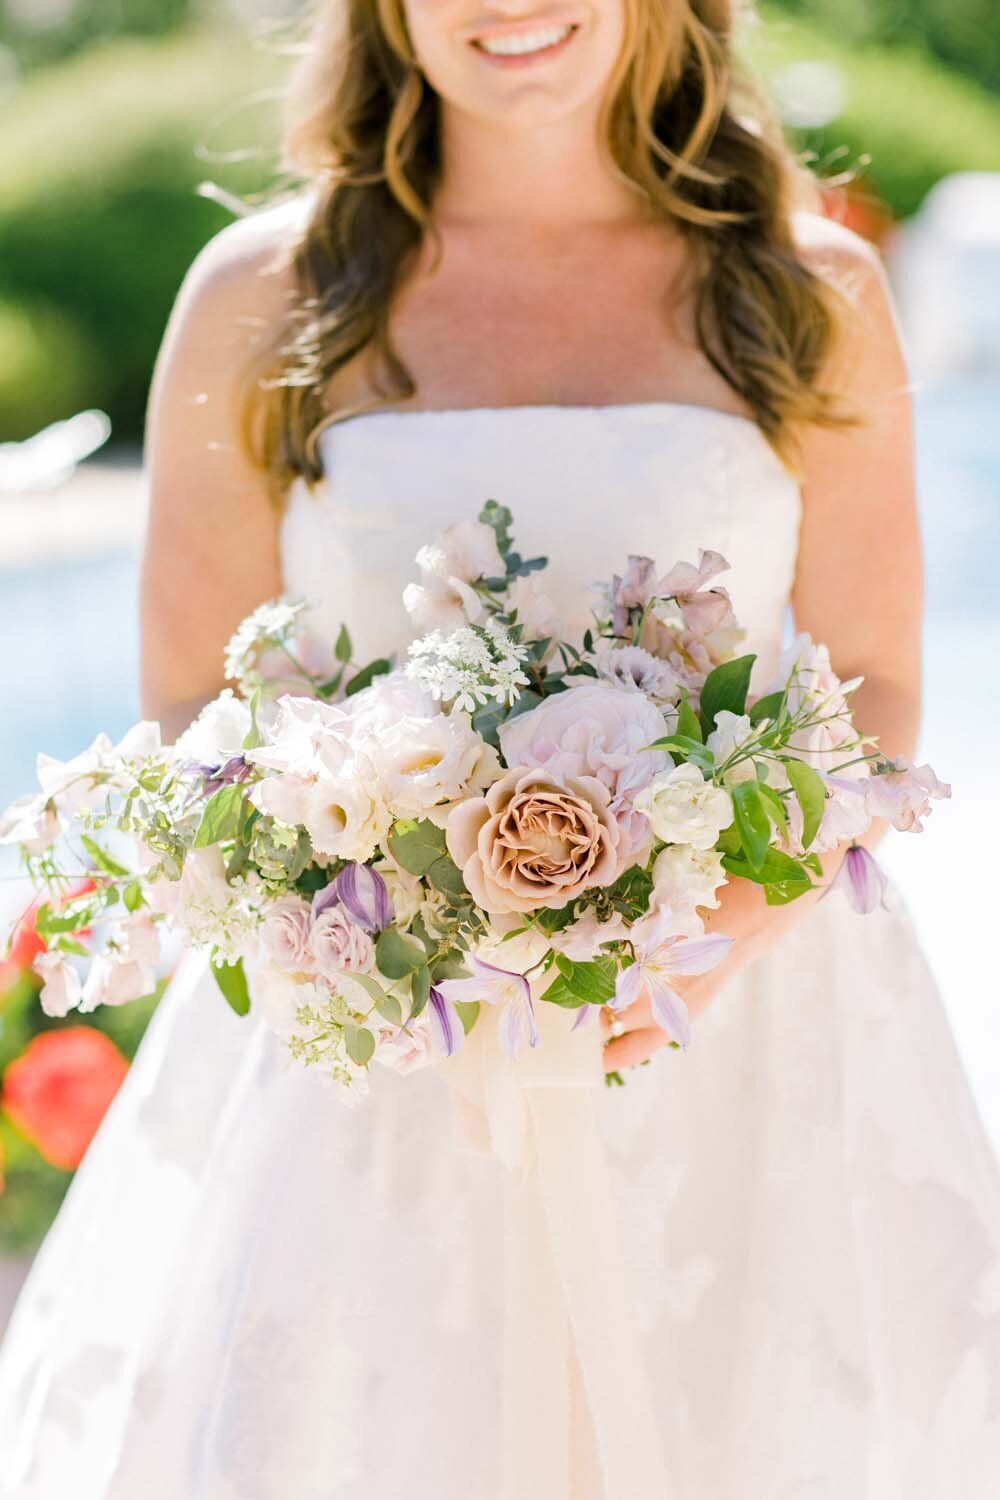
[
  {"x1": 446, "y1": 766, "x2": 622, "y2": 915},
  {"x1": 261, "y1": 895, "x2": 313, "y2": 971},
  {"x1": 865, "y1": 759, "x2": 950, "y2": 832},
  {"x1": 307, "y1": 907, "x2": 374, "y2": 980}
]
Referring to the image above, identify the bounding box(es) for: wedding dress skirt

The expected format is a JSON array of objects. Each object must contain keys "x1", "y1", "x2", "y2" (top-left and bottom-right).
[{"x1": 2, "y1": 404, "x2": 999, "y2": 1498}]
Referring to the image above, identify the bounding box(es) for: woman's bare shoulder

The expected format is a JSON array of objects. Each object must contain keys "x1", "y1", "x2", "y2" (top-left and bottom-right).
[
  {"x1": 791, "y1": 208, "x2": 886, "y2": 290},
  {"x1": 168, "y1": 190, "x2": 314, "y2": 331}
]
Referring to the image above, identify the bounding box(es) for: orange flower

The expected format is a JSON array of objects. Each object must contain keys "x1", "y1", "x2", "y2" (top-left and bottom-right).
[{"x1": 2, "y1": 1027, "x2": 129, "y2": 1171}]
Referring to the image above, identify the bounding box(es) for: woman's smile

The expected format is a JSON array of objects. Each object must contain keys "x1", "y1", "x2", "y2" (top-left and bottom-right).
[{"x1": 468, "y1": 17, "x2": 580, "y2": 68}]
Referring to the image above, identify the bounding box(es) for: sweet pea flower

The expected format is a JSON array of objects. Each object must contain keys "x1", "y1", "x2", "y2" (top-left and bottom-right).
[
  {"x1": 610, "y1": 555, "x2": 658, "y2": 633},
  {"x1": 656, "y1": 549, "x2": 730, "y2": 600},
  {"x1": 610, "y1": 908, "x2": 734, "y2": 1047},
  {"x1": 80, "y1": 954, "x2": 155, "y2": 1011},
  {"x1": 865, "y1": 759, "x2": 951, "y2": 833},
  {"x1": 705, "y1": 710, "x2": 757, "y2": 784},
  {"x1": 417, "y1": 520, "x2": 505, "y2": 586},
  {"x1": 506, "y1": 573, "x2": 562, "y2": 642},
  {"x1": 33, "y1": 952, "x2": 83, "y2": 1018},
  {"x1": 435, "y1": 955, "x2": 539, "y2": 1059},
  {"x1": 0, "y1": 792, "x2": 61, "y2": 854},
  {"x1": 822, "y1": 843, "x2": 889, "y2": 915}
]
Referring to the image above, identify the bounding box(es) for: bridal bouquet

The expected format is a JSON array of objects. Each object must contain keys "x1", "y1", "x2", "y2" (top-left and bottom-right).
[{"x1": 1, "y1": 503, "x2": 949, "y2": 1095}]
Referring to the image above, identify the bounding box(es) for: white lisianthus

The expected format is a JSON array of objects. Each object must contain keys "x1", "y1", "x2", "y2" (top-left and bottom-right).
[
  {"x1": 634, "y1": 763, "x2": 734, "y2": 850},
  {"x1": 705, "y1": 710, "x2": 757, "y2": 785},
  {"x1": 246, "y1": 697, "x2": 353, "y2": 777},
  {"x1": 650, "y1": 843, "x2": 727, "y2": 917},
  {"x1": 304, "y1": 764, "x2": 391, "y2": 862},
  {"x1": 373, "y1": 712, "x2": 500, "y2": 817},
  {"x1": 175, "y1": 690, "x2": 252, "y2": 764}
]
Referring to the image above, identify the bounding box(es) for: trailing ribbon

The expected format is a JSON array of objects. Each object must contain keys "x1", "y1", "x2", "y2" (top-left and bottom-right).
[{"x1": 443, "y1": 994, "x2": 670, "y2": 1499}]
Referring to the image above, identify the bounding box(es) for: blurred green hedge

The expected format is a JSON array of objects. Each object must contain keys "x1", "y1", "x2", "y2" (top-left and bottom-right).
[
  {"x1": 0, "y1": 26, "x2": 285, "y2": 441},
  {"x1": 2, "y1": 17, "x2": 1000, "y2": 443},
  {"x1": 751, "y1": 8, "x2": 1000, "y2": 218}
]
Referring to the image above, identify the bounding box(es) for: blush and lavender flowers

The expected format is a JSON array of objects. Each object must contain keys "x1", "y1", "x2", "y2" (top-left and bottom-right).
[{"x1": 1, "y1": 503, "x2": 949, "y2": 1098}]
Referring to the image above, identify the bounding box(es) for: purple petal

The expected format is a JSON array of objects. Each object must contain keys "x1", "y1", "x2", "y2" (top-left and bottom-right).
[
  {"x1": 571, "y1": 1003, "x2": 599, "y2": 1031},
  {"x1": 334, "y1": 863, "x2": 393, "y2": 933},
  {"x1": 310, "y1": 878, "x2": 341, "y2": 921},
  {"x1": 647, "y1": 977, "x2": 692, "y2": 1048},
  {"x1": 824, "y1": 843, "x2": 888, "y2": 915},
  {"x1": 428, "y1": 986, "x2": 464, "y2": 1058},
  {"x1": 661, "y1": 932, "x2": 734, "y2": 978},
  {"x1": 612, "y1": 961, "x2": 644, "y2": 1013}
]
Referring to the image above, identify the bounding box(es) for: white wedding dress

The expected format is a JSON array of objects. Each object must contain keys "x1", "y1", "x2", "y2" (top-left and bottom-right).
[{"x1": 2, "y1": 403, "x2": 1000, "y2": 1499}]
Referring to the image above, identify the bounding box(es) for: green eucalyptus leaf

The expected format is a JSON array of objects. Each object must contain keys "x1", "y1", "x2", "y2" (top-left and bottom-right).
[
  {"x1": 344, "y1": 1024, "x2": 376, "y2": 1066},
  {"x1": 426, "y1": 854, "x2": 467, "y2": 900},
  {"x1": 387, "y1": 818, "x2": 448, "y2": 877},
  {"x1": 409, "y1": 964, "x2": 431, "y2": 1019},
  {"x1": 375, "y1": 929, "x2": 427, "y2": 980},
  {"x1": 349, "y1": 972, "x2": 403, "y2": 1025}
]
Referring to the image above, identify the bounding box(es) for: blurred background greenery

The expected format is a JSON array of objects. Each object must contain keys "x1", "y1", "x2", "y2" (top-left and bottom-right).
[{"x1": 1, "y1": 0, "x2": 999, "y2": 441}]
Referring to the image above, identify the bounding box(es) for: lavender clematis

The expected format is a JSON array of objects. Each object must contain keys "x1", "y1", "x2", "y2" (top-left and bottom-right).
[
  {"x1": 190, "y1": 753, "x2": 254, "y2": 797},
  {"x1": 822, "y1": 842, "x2": 889, "y2": 915},
  {"x1": 427, "y1": 986, "x2": 465, "y2": 1058},
  {"x1": 610, "y1": 907, "x2": 734, "y2": 1049},
  {"x1": 318, "y1": 862, "x2": 393, "y2": 933},
  {"x1": 435, "y1": 955, "x2": 539, "y2": 1059}
]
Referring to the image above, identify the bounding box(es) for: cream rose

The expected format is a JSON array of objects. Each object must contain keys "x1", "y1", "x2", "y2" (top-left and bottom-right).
[
  {"x1": 446, "y1": 766, "x2": 622, "y2": 915},
  {"x1": 634, "y1": 763, "x2": 734, "y2": 849}
]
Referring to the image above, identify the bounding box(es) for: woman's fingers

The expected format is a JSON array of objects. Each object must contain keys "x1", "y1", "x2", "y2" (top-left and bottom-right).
[{"x1": 601, "y1": 1024, "x2": 671, "y2": 1072}]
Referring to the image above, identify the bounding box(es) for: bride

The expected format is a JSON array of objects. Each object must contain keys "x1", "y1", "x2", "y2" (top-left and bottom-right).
[{"x1": 3, "y1": 0, "x2": 1000, "y2": 1495}]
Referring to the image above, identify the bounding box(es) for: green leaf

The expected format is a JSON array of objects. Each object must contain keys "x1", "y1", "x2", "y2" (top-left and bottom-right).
[
  {"x1": 748, "y1": 690, "x2": 785, "y2": 727},
  {"x1": 698, "y1": 654, "x2": 757, "y2": 738},
  {"x1": 375, "y1": 929, "x2": 426, "y2": 980},
  {"x1": 426, "y1": 854, "x2": 466, "y2": 900},
  {"x1": 758, "y1": 782, "x2": 789, "y2": 841},
  {"x1": 193, "y1": 785, "x2": 244, "y2": 848},
  {"x1": 210, "y1": 954, "x2": 250, "y2": 1016},
  {"x1": 646, "y1": 735, "x2": 716, "y2": 774},
  {"x1": 409, "y1": 964, "x2": 431, "y2": 1019},
  {"x1": 471, "y1": 698, "x2": 507, "y2": 748},
  {"x1": 675, "y1": 689, "x2": 703, "y2": 743},
  {"x1": 540, "y1": 973, "x2": 588, "y2": 1009},
  {"x1": 242, "y1": 687, "x2": 265, "y2": 751},
  {"x1": 349, "y1": 972, "x2": 402, "y2": 1025},
  {"x1": 80, "y1": 834, "x2": 129, "y2": 878},
  {"x1": 33, "y1": 898, "x2": 100, "y2": 938},
  {"x1": 731, "y1": 779, "x2": 771, "y2": 873},
  {"x1": 123, "y1": 880, "x2": 144, "y2": 913},
  {"x1": 547, "y1": 955, "x2": 618, "y2": 1007},
  {"x1": 783, "y1": 757, "x2": 827, "y2": 851},
  {"x1": 345, "y1": 658, "x2": 392, "y2": 697},
  {"x1": 334, "y1": 623, "x2": 353, "y2": 663},
  {"x1": 387, "y1": 818, "x2": 448, "y2": 877},
  {"x1": 344, "y1": 1024, "x2": 375, "y2": 1066},
  {"x1": 722, "y1": 846, "x2": 816, "y2": 888},
  {"x1": 454, "y1": 1000, "x2": 480, "y2": 1035},
  {"x1": 502, "y1": 689, "x2": 543, "y2": 723}
]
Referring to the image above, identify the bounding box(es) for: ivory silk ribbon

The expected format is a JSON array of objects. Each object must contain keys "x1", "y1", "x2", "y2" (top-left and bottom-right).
[{"x1": 443, "y1": 993, "x2": 670, "y2": 1500}]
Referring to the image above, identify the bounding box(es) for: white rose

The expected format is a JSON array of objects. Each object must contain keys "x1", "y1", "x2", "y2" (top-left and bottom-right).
[
  {"x1": 33, "y1": 952, "x2": 82, "y2": 1017},
  {"x1": 650, "y1": 843, "x2": 727, "y2": 915},
  {"x1": 705, "y1": 710, "x2": 756, "y2": 785},
  {"x1": 634, "y1": 763, "x2": 734, "y2": 850}
]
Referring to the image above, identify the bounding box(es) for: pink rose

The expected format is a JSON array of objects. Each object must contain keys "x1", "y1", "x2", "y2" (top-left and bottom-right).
[
  {"x1": 307, "y1": 906, "x2": 374, "y2": 980},
  {"x1": 497, "y1": 683, "x2": 668, "y2": 863},
  {"x1": 261, "y1": 895, "x2": 313, "y2": 971},
  {"x1": 446, "y1": 766, "x2": 622, "y2": 915}
]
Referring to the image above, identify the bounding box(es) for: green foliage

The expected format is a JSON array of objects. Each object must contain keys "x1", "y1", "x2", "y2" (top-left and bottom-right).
[
  {"x1": 210, "y1": 954, "x2": 250, "y2": 1016},
  {"x1": 750, "y1": 8, "x2": 1000, "y2": 219},
  {"x1": 0, "y1": 27, "x2": 286, "y2": 440}
]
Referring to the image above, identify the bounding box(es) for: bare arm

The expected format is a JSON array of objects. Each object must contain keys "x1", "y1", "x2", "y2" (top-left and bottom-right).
[
  {"x1": 140, "y1": 206, "x2": 302, "y2": 741},
  {"x1": 604, "y1": 217, "x2": 924, "y2": 1070}
]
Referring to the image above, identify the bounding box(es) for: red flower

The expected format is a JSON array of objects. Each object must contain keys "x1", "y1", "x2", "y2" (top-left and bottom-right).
[{"x1": 2, "y1": 1027, "x2": 129, "y2": 1170}]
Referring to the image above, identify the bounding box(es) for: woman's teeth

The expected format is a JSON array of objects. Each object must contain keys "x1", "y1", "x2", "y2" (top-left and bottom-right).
[{"x1": 475, "y1": 24, "x2": 574, "y2": 57}]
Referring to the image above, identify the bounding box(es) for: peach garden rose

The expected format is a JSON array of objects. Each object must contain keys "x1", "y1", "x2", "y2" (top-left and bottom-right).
[{"x1": 445, "y1": 766, "x2": 623, "y2": 916}]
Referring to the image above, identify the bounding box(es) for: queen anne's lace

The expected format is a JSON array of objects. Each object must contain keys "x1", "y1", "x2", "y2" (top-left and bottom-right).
[{"x1": 405, "y1": 619, "x2": 530, "y2": 713}]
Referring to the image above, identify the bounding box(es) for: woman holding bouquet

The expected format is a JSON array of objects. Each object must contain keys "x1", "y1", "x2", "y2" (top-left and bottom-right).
[{"x1": 2, "y1": 0, "x2": 998, "y2": 1496}]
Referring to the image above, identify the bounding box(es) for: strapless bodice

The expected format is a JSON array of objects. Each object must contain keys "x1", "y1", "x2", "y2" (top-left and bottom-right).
[{"x1": 278, "y1": 402, "x2": 802, "y2": 690}]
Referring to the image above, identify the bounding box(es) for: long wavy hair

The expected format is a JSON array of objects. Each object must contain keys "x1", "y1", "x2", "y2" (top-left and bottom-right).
[{"x1": 239, "y1": 0, "x2": 852, "y2": 504}]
